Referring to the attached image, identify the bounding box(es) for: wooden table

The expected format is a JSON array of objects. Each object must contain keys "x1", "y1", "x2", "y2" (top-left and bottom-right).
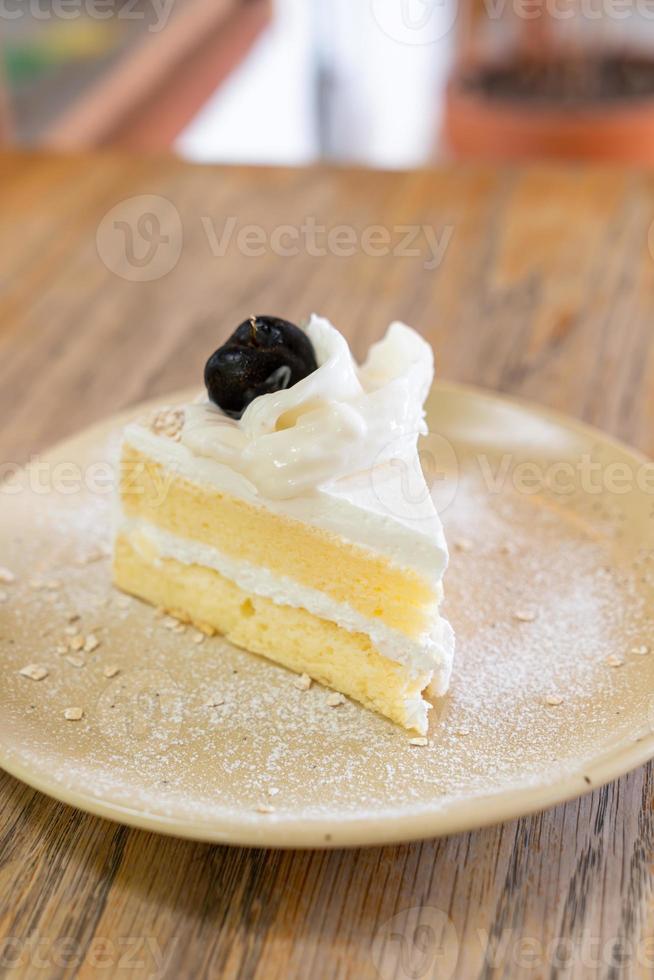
[{"x1": 1, "y1": 152, "x2": 653, "y2": 978}]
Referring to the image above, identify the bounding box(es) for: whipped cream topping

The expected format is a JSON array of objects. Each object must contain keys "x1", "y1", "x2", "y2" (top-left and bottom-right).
[{"x1": 181, "y1": 315, "x2": 434, "y2": 500}]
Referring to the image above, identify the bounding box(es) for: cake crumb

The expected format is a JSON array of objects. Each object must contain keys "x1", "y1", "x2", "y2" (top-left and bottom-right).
[
  {"x1": 267, "y1": 787, "x2": 280, "y2": 797},
  {"x1": 294, "y1": 673, "x2": 312, "y2": 692},
  {"x1": 149, "y1": 406, "x2": 185, "y2": 442},
  {"x1": 326, "y1": 692, "x2": 346, "y2": 707},
  {"x1": 69, "y1": 634, "x2": 85, "y2": 652},
  {"x1": 631, "y1": 644, "x2": 650, "y2": 656},
  {"x1": 65, "y1": 655, "x2": 85, "y2": 669},
  {"x1": 84, "y1": 633, "x2": 100, "y2": 653},
  {"x1": 256, "y1": 803, "x2": 276, "y2": 814},
  {"x1": 19, "y1": 664, "x2": 48, "y2": 681},
  {"x1": 544, "y1": 694, "x2": 563, "y2": 706},
  {"x1": 0, "y1": 567, "x2": 15, "y2": 584},
  {"x1": 76, "y1": 548, "x2": 106, "y2": 566},
  {"x1": 205, "y1": 696, "x2": 225, "y2": 708},
  {"x1": 607, "y1": 655, "x2": 625, "y2": 668},
  {"x1": 192, "y1": 632, "x2": 205, "y2": 645},
  {"x1": 455, "y1": 728, "x2": 471, "y2": 737},
  {"x1": 103, "y1": 665, "x2": 120, "y2": 679},
  {"x1": 409, "y1": 737, "x2": 429, "y2": 747},
  {"x1": 513, "y1": 610, "x2": 538, "y2": 623},
  {"x1": 64, "y1": 707, "x2": 84, "y2": 721}
]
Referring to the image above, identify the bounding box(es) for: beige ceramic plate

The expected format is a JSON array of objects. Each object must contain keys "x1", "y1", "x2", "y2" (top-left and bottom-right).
[{"x1": 1, "y1": 383, "x2": 653, "y2": 848}]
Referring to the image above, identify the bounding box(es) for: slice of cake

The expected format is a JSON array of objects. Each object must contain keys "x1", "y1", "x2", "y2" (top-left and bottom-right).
[{"x1": 113, "y1": 314, "x2": 454, "y2": 734}]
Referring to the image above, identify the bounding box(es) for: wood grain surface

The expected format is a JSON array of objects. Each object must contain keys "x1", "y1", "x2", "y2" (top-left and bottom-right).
[{"x1": 1, "y1": 152, "x2": 653, "y2": 979}]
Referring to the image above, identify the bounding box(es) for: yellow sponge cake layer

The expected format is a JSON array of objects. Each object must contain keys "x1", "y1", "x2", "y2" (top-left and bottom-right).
[
  {"x1": 113, "y1": 534, "x2": 432, "y2": 733},
  {"x1": 120, "y1": 444, "x2": 437, "y2": 638}
]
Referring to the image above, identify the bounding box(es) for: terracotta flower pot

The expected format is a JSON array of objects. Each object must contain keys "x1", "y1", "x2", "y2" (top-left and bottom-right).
[{"x1": 443, "y1": 55, "x2": 654, "y2": 164}]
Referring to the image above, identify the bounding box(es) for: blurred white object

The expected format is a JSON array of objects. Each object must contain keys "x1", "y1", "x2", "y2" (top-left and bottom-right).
[
  {"x1": 177, "y1": 0, "x2": 315, "y2": 165},
  {"x1": 177, "y1": 0, "x2": 455, "y2": 168}
]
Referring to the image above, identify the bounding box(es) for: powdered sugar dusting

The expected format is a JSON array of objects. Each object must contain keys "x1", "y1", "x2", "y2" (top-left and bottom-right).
[{"x1": 1, "y1": 408, "x2": 653, "y2": 840}]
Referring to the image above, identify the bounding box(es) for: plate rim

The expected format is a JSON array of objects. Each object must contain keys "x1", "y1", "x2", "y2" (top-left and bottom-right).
[
  {"x1": 1, "y1": 728, "x2": 652, "y2": 848},
  {"x1": 1, "y1": 380, "x2": 653, "y2": 848}
]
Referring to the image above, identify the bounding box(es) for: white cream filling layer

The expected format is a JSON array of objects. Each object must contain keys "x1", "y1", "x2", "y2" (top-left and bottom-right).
[{"x1": 120, "y1": 516, "x2": 454, "y2": 683}]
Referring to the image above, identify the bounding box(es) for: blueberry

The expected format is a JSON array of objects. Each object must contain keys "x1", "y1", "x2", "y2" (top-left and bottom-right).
[{"x1": 205, "y1": 316, "x2": 318, "y2": 419}]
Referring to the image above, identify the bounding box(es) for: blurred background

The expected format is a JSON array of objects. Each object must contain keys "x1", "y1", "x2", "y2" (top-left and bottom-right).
[{"x1": 3, "y1": 0, "x2": 654, "y2": 166}]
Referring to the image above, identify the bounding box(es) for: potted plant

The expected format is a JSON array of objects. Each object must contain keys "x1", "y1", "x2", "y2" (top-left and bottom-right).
[{"x1": 443, "y1": 1, "x2": 654, "y2": 163}]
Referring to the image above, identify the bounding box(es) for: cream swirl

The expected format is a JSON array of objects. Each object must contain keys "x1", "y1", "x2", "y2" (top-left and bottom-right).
[{"x1": 181, "y1": 315, "x2": 434, "y2": 500}]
